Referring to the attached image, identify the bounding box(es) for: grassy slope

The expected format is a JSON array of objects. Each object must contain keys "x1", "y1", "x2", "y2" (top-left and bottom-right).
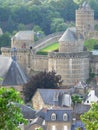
[
  {"x1": 37, "y1": 38, "x2": 98, "y2": 55},
  {"x1": 37, "y1": 42, "x2": 59, "y2": 55}
]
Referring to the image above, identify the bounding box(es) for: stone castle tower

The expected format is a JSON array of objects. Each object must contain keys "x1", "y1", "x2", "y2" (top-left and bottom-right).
[
  {"x1": 1, "y1": 1, "x2": 98, "y2": 87},
  {"x1": 76, "y1": 1, "x2": 94, "y2": 39},
  {"x1": 48, "y1": 28, "x2": 89, "y2": 86}
]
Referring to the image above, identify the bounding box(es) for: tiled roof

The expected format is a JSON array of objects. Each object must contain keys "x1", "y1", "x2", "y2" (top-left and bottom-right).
[
  {"x1": 45, "y1": 109, "x2": 72, "y2": 121},
  {"x1": 59, "y1": 28, "x2": 77, "y2": 42},
  {"x1": 74, "y1": 104, "x2": 90, "y2": 114},
  {"x1": 0, "y1": 56, "x2": 28, "y2": 86},
  {"x1": 59, "y1": 27, "x2": 83, "y2": 43},
  {"x1": 15, "y1": 103, "x2": 36, "y2": 119},
  {"x1": 38, "y1": 88, "x2": 75, "y2": 107}
]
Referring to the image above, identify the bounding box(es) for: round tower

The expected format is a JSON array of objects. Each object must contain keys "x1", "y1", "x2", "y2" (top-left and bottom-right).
[
  {"x1": 76, "y1": 2, "x2": 94, "y2": 38},
  {"x1": 48, "y1": 27, "x2": 90, "y2": 87},
  {"x1": 59, "y1": 28, "x2": 84, "y2": 53}
]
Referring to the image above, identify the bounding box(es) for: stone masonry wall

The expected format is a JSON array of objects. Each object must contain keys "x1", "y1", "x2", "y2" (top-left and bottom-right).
[
  {"x1": 48, "y1": 53, "x2": 89, "y2": 86},
  {"x1": 59, "y1": 40, "x2": 83, "y2": 53},
  {"x1": 30, "y1": 55, "x2": 48, "y2": 72}
]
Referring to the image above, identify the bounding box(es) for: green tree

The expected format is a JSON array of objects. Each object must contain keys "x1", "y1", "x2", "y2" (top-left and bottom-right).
[
  {"x1": 50, "y1": 18, "x2": 67, "y2": 33},
  {"x1": 23, "y1": 71, "x2": 63, "y2": 102},
  {"x1": 0, "y1": 32, "x2": 11, "y2": 49},
  {"x1": 81, "y1": 102, "x2": 98, "y2": 130},
  {"x1": 71, "y1": 94, "x2": 82, "y2": 105},
  {"x1": 17, "y1": 23, "x2": 26, "y2": 31},
  {"x1": 0, "y1": 87, "x2": 27, "y2": 130}
]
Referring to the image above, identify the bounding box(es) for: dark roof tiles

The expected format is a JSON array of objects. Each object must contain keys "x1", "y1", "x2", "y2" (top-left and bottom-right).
[{"x1": 0, "y1": 56, "x2": 28, "y2": 86}]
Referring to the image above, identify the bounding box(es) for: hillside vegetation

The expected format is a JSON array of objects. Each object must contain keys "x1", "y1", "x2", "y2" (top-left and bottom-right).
[
  {"x1": 0, "y1": 0, "x2": 97, "y2": 35},
  {"x1": 0, "y1": 0, "x2": 98, "y2": 49},
  {"x1": 84, "y1": 39, "x2": 98, "y2": 51}
]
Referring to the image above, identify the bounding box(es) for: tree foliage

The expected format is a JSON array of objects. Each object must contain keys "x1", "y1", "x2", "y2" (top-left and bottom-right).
[
  {"x1": 0, "y1": 0, "x2": 97, "y2": 35},
  {"x1": 0, "y1": 32, "x2": 11, "y2": 48},
  {"x1": 23, "y1": 71, "x2": 63, "y2": 102},
  {"x1": 81, "y1": 102, "x2": 98, "y2": 130},
  {"x1": 0, "y1": 87, "x2": 27, "y2": 130},
  {"x1": 71, "y1": 94, "x2": 82, "y2": 105}
]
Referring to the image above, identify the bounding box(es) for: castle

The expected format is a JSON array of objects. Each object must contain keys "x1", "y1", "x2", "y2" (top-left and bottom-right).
[{"x1": 1, "y1": 2, "x2": 98, "y2": 87}]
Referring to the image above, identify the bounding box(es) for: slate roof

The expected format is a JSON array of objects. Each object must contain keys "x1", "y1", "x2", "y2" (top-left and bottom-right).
[
  {"x1": 74, "y1": 104, "x2": 90, "y2": 114},
  {"x1": 36, "y1": 109, "x2": 46, "y2": 119},
  {"x1": 15, "y1": 103, "x2": 36, "y2": 119},
  {"x1": 59, "y1": 27, "x2": 83, "y2": 42},
  {"x1": 30, "y1": 117, "x2": 44, "y2": 126},
  {"x1": 0, "y1": 56, "x2": 28, "y2": 86},
  {"x1": 37, "y1": 88, "x2": 75, "y2": 106},
  {"x1": 45, "y1": 109, "x2": 72, "y2": 122},
  {"x1": 14, "y1": 31, "x2": 34, "y2": 41},
  {"x1": 74, "y1": 81, "x2": 87, "y2": 89}
]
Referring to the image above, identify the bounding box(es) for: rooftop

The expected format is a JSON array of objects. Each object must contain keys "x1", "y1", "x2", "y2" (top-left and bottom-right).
[{"x1": 0, "y1": 56, "x2": 28, "y2": 86}]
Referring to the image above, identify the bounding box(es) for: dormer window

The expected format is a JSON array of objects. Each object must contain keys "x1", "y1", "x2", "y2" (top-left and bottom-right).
[
  {"x1": 51, "y1": 113, "x2": 56, "y2": 121},
  {"x1": 63, "y1": 113, "x2": 68, "y2": 121}
]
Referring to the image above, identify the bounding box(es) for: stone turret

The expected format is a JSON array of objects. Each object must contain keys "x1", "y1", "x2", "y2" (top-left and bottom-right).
[
  {"x1": 11, "y1": 31, "x2": 34, "y2": 49},
  {"x1": 48, "y1": 27, "x2": 89, "y2": 86},
  {"x1": 59, "y1": 27, "x2": 84, "y2": 53},
  {"x1": 76, "y1": 1, "x2": 94, "y2": 38}
]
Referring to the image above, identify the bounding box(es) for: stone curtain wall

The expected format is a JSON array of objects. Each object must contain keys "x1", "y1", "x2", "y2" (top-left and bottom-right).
[
  {"x1": 59, "y1": 40, "x2": 83, "y2": 53},
  {"x1": 31, "y1": 55, "x2": 48, "y2": 72},
  {"x1": 48, "y1": 53, "x2": 89, "y2": 86},
  {"x1": 33, "y1": 32, "x2": 63, "y2": 52}
]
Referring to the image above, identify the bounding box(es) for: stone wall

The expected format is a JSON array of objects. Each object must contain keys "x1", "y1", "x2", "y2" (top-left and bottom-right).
[
  {"x1": 90, "y1": 55, "x2": 98, "y2": 74},
  {"x1": 1, "y1": 47, "x2": 48, "y2": 73},
  {"x1": 30, "y1": 55, "x2": 48, "y2": 72},
  {"x1": 76, "y1": 7, "x2": 94, "y2": 38},
  {"x1": 59, "y1": 40, "x2": 83, "y2": 53},
  {"x1": 48, "y1": 52, "x2": 89, "y2": 86},
  {"x1": 11, "y1": 39, "x2": 34, "y2": 49},
  {"x1": 33, "y1": 32, "x2": 63, "y2": 52},
  {"x1": 32, "y1": 91, "x2": 45, "y2": 110},
  {"x1": 88, "y1": 31, "x2": 98, "y2": 40}
]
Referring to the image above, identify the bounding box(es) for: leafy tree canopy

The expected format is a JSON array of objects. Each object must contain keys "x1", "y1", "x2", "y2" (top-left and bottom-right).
[
  {"x1": 23, "y1": 71, "x2": 63, "y2": 102},
  {"x1": 81, "y1": 102, "x2": 98, "y2": 130},
  {"x1": 0, "y1": 87, "x2": 27, "y2": 130}
]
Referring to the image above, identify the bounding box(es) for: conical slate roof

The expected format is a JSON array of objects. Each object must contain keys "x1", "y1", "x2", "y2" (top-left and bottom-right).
[
  {"x1": 59, "y1": 27, "x2": 77, "y2": 42},
  {"x1": 0, "y1": 56, "x2": 28, "y2": 86}
]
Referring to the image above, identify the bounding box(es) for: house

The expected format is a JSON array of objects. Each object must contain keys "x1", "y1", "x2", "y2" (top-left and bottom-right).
[
  {"x1": 32, "y1": 88, "x2": 75, "y2": 110},
  {"x1": 84, "y1": 89, "x2": 98, "y2": 105},
  {"x1": 45, "y1": 108, "x2": 72, "y2": 130},
  {"x1": 25, "y1": 107, "x2": 87, "y2": 130}
]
